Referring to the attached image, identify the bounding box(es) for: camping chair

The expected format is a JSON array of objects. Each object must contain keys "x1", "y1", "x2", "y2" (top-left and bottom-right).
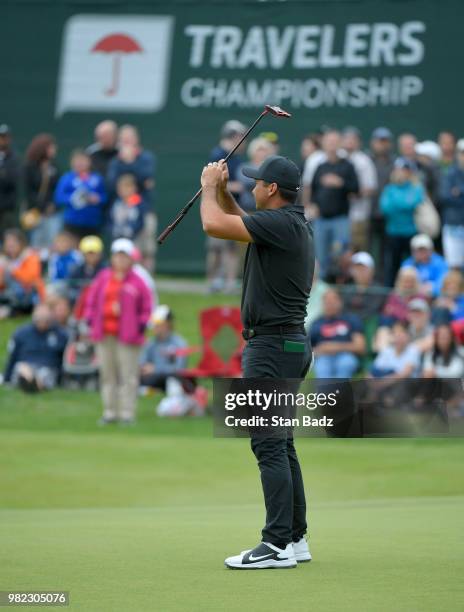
[{"x1": 178, "y1": 306, "x2": 244, "y2": 378}]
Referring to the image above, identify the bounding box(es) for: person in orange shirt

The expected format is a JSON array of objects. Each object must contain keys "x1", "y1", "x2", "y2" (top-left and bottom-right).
[{"x1": 0, "y1": 228, "x2": 45, "y2": 318}]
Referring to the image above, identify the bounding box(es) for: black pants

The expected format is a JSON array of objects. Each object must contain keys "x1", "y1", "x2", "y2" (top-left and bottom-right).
[
  {"x1": 242, "y1": 333, "x2": 312, "y2": 547},
  {"x1": 384, "y1": 235, "x2": 412, "y2": 287}
]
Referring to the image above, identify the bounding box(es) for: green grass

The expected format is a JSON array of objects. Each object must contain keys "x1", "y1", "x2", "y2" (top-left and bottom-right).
[{"x1": 0, "y1": 290, "x2": 463, "y2": 611}]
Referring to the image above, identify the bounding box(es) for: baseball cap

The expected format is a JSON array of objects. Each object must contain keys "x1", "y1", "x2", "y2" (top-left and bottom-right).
[
  {"x1": 79, "y1": 235, "x2": 103, "y2": 254},
  {"x1": 151, "y1": 305, "x2": 173, "y2": 325},
  {"x1": 457, "y1": 139, "x2": 464, "y2": 153},
  {"x1": 259, "y1": 131, "x2": 279, "y2": 145},
  {"x1": 342, "y1": 126, "x2": 361, "y2": 137},
  {"x1": 111, "y1": 238, "x2": 134, "y2": 256},
  {"x1": 371, "y1": 127, "x2": 393, "y2": 140},
  {"x1": 241, "y1": 155, "x2": 301, "y2": 192},
  {"x1": 415, "y1": 141, "x2": 441, "y2": 161},
  {"x1": 394, "y1": 157, "x2": 417, "y2": 172},
  {"x1": 351, "y1": 252, "x2": 374, "y2": 268},
  {"x1": 0, "y1": 124, "x2": 11, "y2": 136},
  {"x1": 411, "y1": 234, "x2": 433, "y2": 250},
  {"x1": 221, "y1": 120, "x2": 247, "y2": 139},
  {"x1": 408, "y1": 298, "x2": 430, "y2": 313}
]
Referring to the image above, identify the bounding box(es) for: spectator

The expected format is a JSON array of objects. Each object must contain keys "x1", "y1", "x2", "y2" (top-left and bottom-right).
[
  {"x1": 438, "y1": 131, "x2": 456, "y2": 174},
  {"x1": 304, "y1": 261, "x2": 329, "y2": 330},
  {"x1": 407, "y1": 297, "x2": 434, "y2": 355},
  {"x1": 47, "y1": 293, "x2": 73, "y2": 330},
  {"x1": 0, "y1": 228, "x2": 45, "y2": 318},
  {"x1": 342, "y1": 252, "x2": 387, "y2": 318},
  {"x1": 0, "y1": 124, "x2": 20, "y2": 238},
  {"x1": 108, "y1": 125, "x2": 156, "y2": 272},
  {"x1": 86, "y1": 120, "x2": 118, "y2": 177},
  {"x1": 48, "y1": 231, "x2": 82, "y2": 290},
  {"x1": 54, "y1": 149, "x2": 107, "y2": 239},
  {"x1": 439, "y1": 139, "x2": 464, "y2": 269},
  {"x1": 299, "y1": 133, "x2": 321, "y2": 174},
  {"x1": 341, "y1": 127, "x2": 378, "y2": 251},
  {"x1": 423, "y1": 323, "x2": 464, "y2": 378},
  {"x1": 398, "y1": 132, "x2": 438, "y2": 203},
  {"x1": 68, "y1": 235, "x2": 106, "y2": 304},
  {"x1": 415, "y1": 141, "x2": 442, "y2": 204},
  {"x1": 302, "y1": 130, "x2": 328, "y2": 211},
  {"x1": 369, "y1": 127, "x2": 394, "y2": 276},
  {"x1": 22, "y1": 133, "x2": 61, "y2": 254},
  {"x1": 139, "y1": 305, "x2": 189, "y2": 391},
  {"x1": 371, "y1": 320, "x2": 420, "y2": 378},
  {"x1": 401, "y1": 234, "x2": 448, "y2": 298},
  {"x1": 258, "y1": 131, "x2": 280, "y2": 155},
  {"x1": 309, "y1": 130, "x2": 359, "y2": 280},
  {"x1": 206, "y1": 120, "x2": 248, "y2": 293},
  {"x1": 84, "y1": 238, "x2": 152, "y2": 425},
  {"x1": 433, "y1": 270, "x2": 464, "y2": 321},
  {"x1": 131, "y1": 246, "x2": 158, "y2": 304},
  {"x1": 311, "y1": 288, "x2": 366, "y2": 379},
  {"x1": 3, "y1": 303, "x2": 68, "y2": 392},
  {"x1": 237, "y1": 137, "x2": 274, "y2": 213},
  {"x1": 380, "y1": 158, "x2": 425, "y2": 287},
  {"x1": 109, "y1": 174, "x2": 146, "y2": 241},
  {"x1": 381, "y1": 266, "x2": 425, "y2": 323}
]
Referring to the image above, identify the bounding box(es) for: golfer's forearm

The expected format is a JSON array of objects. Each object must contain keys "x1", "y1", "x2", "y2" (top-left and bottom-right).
[
  {"x1": 217, "y1": 188, "x2": 246, "y2": 217},
  {"x1": 201, "y1": 187, "x2": 227, "y2": 233}
]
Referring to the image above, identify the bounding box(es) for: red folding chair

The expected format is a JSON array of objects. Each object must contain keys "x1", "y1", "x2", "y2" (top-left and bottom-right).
[{"x1": 179, "y1": 306, "x2": 244, "y2": 378}]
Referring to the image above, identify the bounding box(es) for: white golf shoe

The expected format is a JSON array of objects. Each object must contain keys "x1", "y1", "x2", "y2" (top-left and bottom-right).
[
  {"x1": 292, "y1": 537, "x2": 312, "y2": 562},
  {"x1": 225, "y1": 542, "x2": 297, "y2": 570}
]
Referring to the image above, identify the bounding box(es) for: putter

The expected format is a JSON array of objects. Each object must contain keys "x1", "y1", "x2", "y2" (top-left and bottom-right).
[{"x1": 157, "y1": 105, "x2": 292, "y2": 244}]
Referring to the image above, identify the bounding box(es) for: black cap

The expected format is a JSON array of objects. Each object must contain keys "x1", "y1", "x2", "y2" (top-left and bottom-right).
[{"x1": 241, "y1": 155, "x2": 301, "y2": 192}]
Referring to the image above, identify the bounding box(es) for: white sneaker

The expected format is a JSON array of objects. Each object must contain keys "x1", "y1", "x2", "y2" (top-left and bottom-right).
[
  {"x1": 292, "y1": 537, "x2": 312, "y2": 563},
  {"x1": 225, "y1": 542, "x2": 297, "y2": 570}
]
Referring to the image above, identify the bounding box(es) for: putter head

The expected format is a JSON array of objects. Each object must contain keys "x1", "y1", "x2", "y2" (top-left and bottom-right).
[{"x1": 264, "y1": 105, "x2": 292, "y2": 118}]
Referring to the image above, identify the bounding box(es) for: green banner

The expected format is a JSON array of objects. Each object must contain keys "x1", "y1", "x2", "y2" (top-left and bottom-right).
[{"x1": 1, "y1": 0, "x2": 461, "y2": 273}]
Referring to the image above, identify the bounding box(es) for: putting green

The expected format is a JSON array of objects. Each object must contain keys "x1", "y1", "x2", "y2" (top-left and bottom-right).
[{"x1": 1, "y1": 430, "x2": 463, "y2": 611}]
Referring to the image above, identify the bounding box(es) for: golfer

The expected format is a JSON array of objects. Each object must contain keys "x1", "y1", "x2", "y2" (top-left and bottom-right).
[{"x1": 200, "y1": 156, "x2": 314, "y2": 569}]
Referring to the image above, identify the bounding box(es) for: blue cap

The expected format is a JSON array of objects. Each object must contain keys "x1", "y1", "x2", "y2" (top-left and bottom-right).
[
  {"x1": 372, "y1": 127, "x2": 393, "y2": 140},
  {"x1": 394, "y1": 157, "x2": 417, "y2": 172}
]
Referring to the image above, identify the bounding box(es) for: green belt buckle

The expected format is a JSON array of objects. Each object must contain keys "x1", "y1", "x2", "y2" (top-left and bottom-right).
[{"x1": 283, "y1": 340, "x2": 305, "y2": 353}]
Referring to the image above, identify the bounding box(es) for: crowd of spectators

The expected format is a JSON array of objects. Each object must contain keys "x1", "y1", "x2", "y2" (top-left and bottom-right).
[{"x1": 1, "y1": 117, "x2": 464, "y2": 418}]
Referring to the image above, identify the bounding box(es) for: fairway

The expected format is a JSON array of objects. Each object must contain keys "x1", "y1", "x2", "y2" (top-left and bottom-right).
[{"x1": 1, "y1": 424, "x2": 463, "y2": 611}]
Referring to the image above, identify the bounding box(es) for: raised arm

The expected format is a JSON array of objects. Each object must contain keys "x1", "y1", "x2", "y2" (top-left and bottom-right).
[{"x1": 216, "y1": 159, "x2": 247, "y2": 218}]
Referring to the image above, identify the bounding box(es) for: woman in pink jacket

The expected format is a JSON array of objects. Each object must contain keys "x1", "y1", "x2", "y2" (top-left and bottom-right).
[{"x1": 85, "y1": 238, "x2": 152, "y2": 424}]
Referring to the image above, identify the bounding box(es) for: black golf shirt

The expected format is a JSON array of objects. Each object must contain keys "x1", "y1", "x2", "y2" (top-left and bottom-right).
[{"x1": 241, "y1": 204, "x2": 314, "y2": 328}]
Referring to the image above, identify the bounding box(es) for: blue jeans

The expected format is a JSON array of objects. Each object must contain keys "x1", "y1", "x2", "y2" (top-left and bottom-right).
[
  {"x1": 314, "y1": 352, "x2": 359, "y2": 379},
  {"x1": 313, "y1": 215, "x2": 350, "y2": 280}
]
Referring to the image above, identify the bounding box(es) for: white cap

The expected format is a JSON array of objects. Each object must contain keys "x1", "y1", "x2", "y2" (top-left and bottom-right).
[
  {"x1": 410, "y1": 234, "x2": 433, "y2": 250},
  {"x1": 415, "y1": 141, "x2": 442, "y2": 161},
  {"x1": 457, "y1": 138, "x2": 464, "y2": 153},
  {"x1": 111, "y1": 238, "x2": 134, "y2": 256},
  {"x1": 151, "y1": 304, "x2": 172, "y2": 325},
  {"x1": 408, "y1": 298, "x2": 430, "y2": 313},
  {"x1": 351, "y1": 251, "x2": 375, "y2": 268}
]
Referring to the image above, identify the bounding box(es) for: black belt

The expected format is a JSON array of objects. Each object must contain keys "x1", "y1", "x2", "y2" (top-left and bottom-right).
[{"x1": 242, "y1": 325, "x2": 305, "y2": 340}]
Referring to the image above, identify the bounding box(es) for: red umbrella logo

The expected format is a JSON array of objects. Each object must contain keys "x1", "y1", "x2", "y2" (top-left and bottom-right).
[{"x1": 91, "y1": 33, "x2": 143, "y2": 97}]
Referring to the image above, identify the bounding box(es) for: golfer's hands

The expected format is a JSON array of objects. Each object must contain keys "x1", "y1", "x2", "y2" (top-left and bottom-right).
[
  {"x1": 201, "y1": 161, "x2": 223, "y2": 189},
  {"x1": 218, "y1": 159, "x2": 229, "y2": 192}
]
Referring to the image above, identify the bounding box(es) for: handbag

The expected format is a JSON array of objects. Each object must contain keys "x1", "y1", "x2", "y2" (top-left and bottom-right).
[{"x1": 414, "y1": 196, "x2": 441, "y2": 238}]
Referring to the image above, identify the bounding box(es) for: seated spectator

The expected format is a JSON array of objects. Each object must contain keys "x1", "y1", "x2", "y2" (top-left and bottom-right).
[
  {"x1": 341, "y1": 252, "x2": 387, "y2": 318},
  {"x1": 381, "y1": 266, "x2": 425, "y2": 324},
  {"x1": 401, "y1": 234, "x2": 448, "y2": 298},
  {"x1": 109, "y1": 174, "x2": 146, "y2": 241},
  {"x1": 84, "y1": 238, "x2": 152, "y2": 425},
  {"x1": 54, "y1": 149, "x2": 107, "y2": 239},
  {"x1": 311, "y1": 288, "x2": 366, "y2": 379},
  {"x1": 371, "y1": 320, "x2": 420, "y2": 378},
  {"x1": 439, "y1": 139, "x2": 464, "y2": 268},
  {"x1": 423, "y1": 324, "x2": 464, "y2": 378},
  {"x1": 47, "y1": 293, "x2": 73, "y2": 330},
  {"x1": 68, "y1": 235, "x2": 106, "y2": 304},
  {"x1": 0, "y1": 228, "x2": 45, "y2": 318},
  {"x1": 139, "y1": 305, "x2": 189, "y2": 391},
  {"x1": 407, "y1": 297, "x2": 434, "y2": 356},
  {"x1": 433, "y1": 270, "x2": 464, "y2": 321},
  {"x1": 304, "y1": 262, "x2": 329, "y2": 330},
  {"x1": 48, "y1": 231, "x2": 82, "y2": 290},
  {"x1": 3, "y1": 303, "x2": 68, "y2": 392},
  {"x1": 380, "y1": 158, "x2": 425, "y2": 287}
]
